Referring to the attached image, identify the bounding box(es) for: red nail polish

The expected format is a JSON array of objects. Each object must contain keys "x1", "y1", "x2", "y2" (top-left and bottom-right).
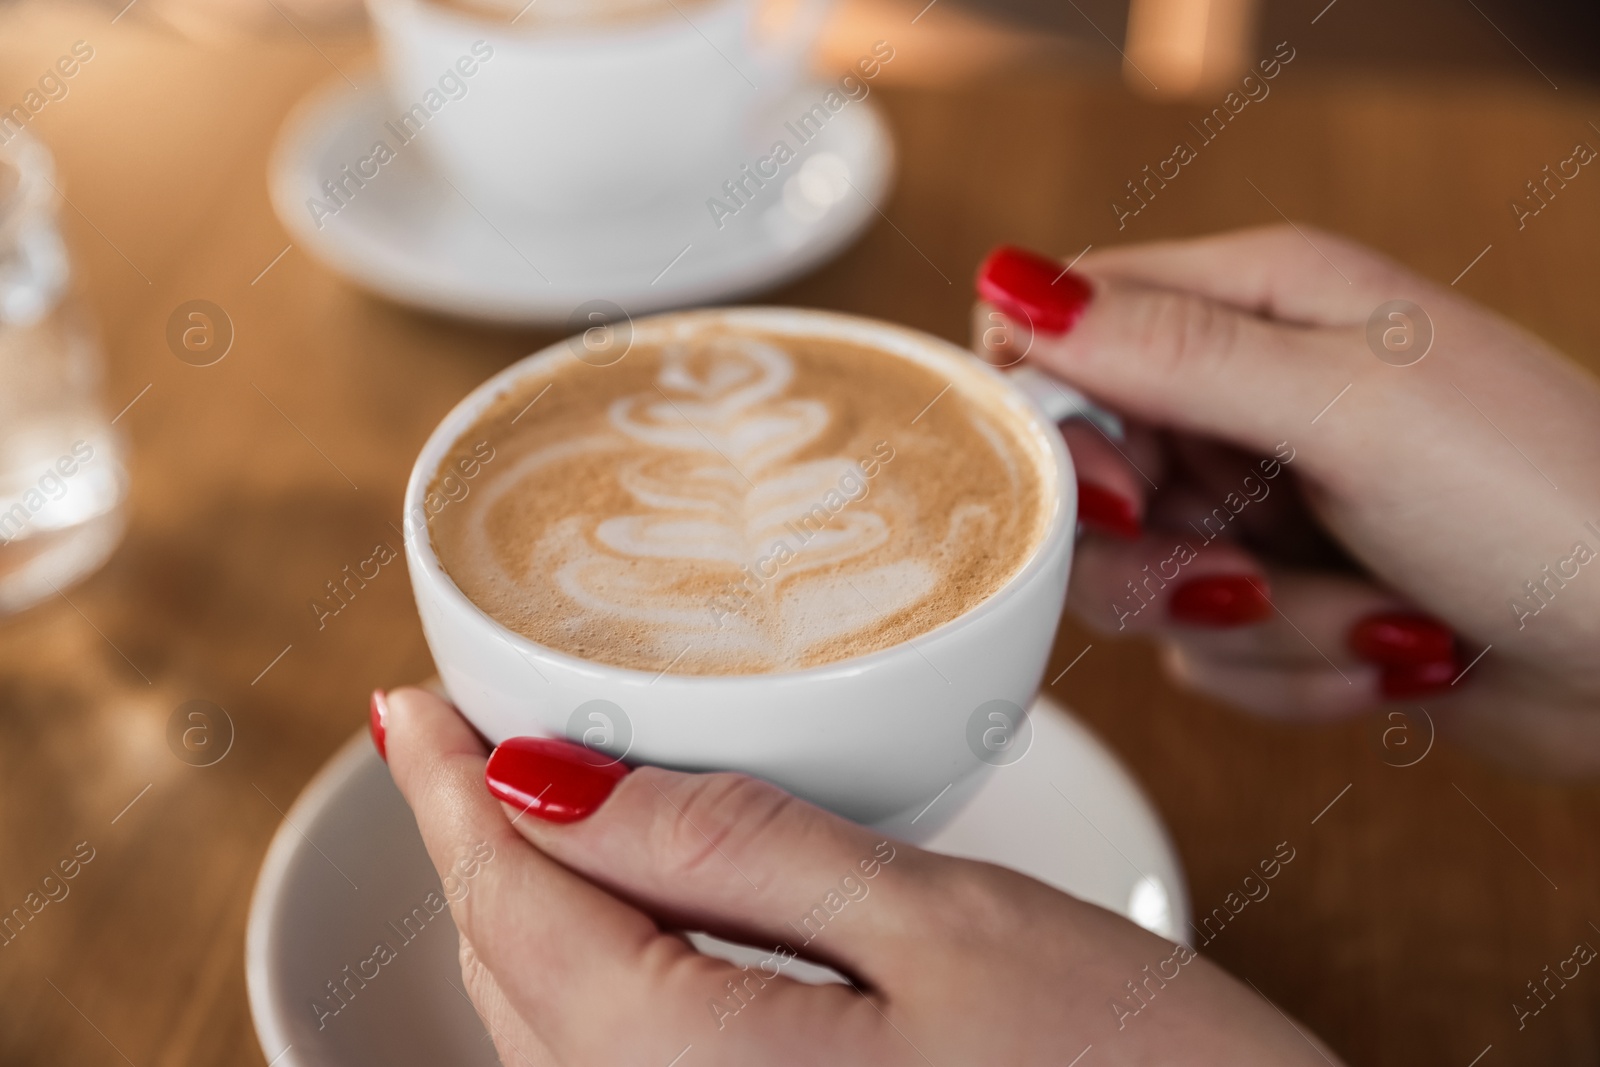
[
  {"x1": 1077, "y1": 479, "x2": 1141, "y2": 540},
  {"x1": 976, "y1": 245, "x2": 1093, "y2": 335},
  {"x1": 369, "y1": 690, "x2": 388, "y2": 762},
  {"x1": 485, "y1": 737, "x2": 629, "y2": 824},
  {"x1": 1169, "y1": 575, "x2": 1273, "y2": 627},
  {"x1": 1348, "y1": 612, "x2": 1455, "y2": 666},
  {"x1": 1380, "y1": 658, "x2": 1459, "y2": 699}
]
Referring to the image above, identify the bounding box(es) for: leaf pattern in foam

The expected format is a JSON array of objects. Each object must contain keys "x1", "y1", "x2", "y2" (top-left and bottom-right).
[{"x1": 493, "y1": 334, "x2": 996, "y2": 671}]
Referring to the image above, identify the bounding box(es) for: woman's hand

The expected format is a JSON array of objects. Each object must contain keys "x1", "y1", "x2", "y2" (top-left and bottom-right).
[
  {"x1": 975, "y1": 226, "x2": 1600, "y2": 775},
  {"x1": 380, "y1": 685, "x2": 1341, "y2": 1066}
]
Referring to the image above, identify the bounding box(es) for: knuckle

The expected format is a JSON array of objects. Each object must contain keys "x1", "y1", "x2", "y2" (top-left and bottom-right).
[
  {"x1": 648, "y1": 770, "x2": 796, "y2": 888},
  {"x1": 643, "y1": 933, "x2": 729, "y2": 996},
  {"x1": 1133, "y1": 289, "x2": 1240, "y2": 377}
]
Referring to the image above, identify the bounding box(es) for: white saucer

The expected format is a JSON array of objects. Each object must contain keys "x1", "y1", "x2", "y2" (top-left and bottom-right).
[
  {"x1": 268, "y1": 78, "x2": 895, "y2": 325},
  {"x1": 245, "y1": 697, "x2": 1188, "y2": 1066}
]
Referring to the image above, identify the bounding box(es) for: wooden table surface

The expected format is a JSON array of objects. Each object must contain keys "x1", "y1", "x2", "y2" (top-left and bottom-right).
[{"x1": 2, "y1": 4, "x2": 1598, "y2": 1065}]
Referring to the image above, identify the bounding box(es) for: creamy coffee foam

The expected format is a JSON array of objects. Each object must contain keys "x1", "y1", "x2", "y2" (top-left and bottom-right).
[{"x1": 428, "y1": 319, "x2": 1050, "y2": 675}]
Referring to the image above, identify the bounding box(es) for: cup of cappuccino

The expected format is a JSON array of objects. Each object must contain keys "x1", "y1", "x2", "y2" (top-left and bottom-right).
[
  {"x1": 404, "y1": 308, "x2": 1084, "y2": 836},
  {"x1": 365, "y1": 0, "x2": 833, "y2": 211}
]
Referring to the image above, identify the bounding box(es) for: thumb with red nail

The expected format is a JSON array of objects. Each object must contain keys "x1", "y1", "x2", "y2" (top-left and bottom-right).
[
  {"x1": 975, "y1": 227, "x2": 1600, "y2": 774},
  {"x1": 381, "y1": 685, "x2": 1345, "y2": 1066}
]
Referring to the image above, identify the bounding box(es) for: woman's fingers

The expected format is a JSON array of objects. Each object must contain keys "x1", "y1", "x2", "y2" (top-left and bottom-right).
[
  {"x1": 1073, "y1": 224, "x2": 1411, "y2": 324},
  {"x1": 1061, "y1": 420, "x2": 1158, "y2": 539},
  {"x1": 1156, "y1": 435, "x2": 1343, "y2": 568},
  {"x1": 1036, "y1": 270, "x2": 1355, "y2": 455},
  {"x1": 1160, "y1": 647, "x2": 1377, "y2": 722},
  {"x1": 972, "y1": 292, "x2": 1167, "y2": 542},
  {"x1": 976, "y1": 245, "x2": 1371, "y2": 467},
  {"x1": 1162, "y1": 569, "x2": 1397, "y2": 671},
  {"x1": 484, "y1": 739, "x2": 931, "y2": 987},
  {"x1": 455, "y1": 937, "x2": 556, "y2": 1067},
  {"x1": 383, "y1": 686, "x2": 681, "y2": 1058},
  {"x1": 383, "y1": 687, "x2": 884, "y2": 1065},
  {"x1": 1066, "y1": 528, "x2": 1272, "y2": 634},
  {"x1": 1066, "y1": 536, "x2": 1467, "y2": 715}
]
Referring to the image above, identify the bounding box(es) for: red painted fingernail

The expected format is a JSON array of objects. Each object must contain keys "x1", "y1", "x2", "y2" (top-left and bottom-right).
[
  {"x1": 369, "y1": 690, "x2": 388, "y2": 762},
  {"x1": 485, "y1": 737, "x2": 630, "y2": 824},
  {"x1": 1380, "y1": 658, "x2": 1459, "y2": 699},
  {"x1": 1169, "y1": 575, "x2": 1273, "y2": 627},
  {"x1": 1348, "y1": 612, "x2": 1456, "y2": 666},
  {"x1": 976, "y1": 245, "x2": 1093, "y2": 335},
  {"x1": 1077, "y1": 479, "x2": 1141, "y2": 540}
]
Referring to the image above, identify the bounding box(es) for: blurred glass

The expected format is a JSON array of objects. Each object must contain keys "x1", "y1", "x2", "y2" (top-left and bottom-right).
[{"x1": 0, "y1": 132, "x2": 127, "y2": 615}]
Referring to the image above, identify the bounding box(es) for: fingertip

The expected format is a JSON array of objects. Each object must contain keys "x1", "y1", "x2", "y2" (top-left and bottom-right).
[
  {"x1": 1163, "y1": 646, "x2": 1381, "y2": 722},
  {"x1": 1077, "y1": 478, "x2": 1143, "y2": 540},
  {"x1": 383, "y1": 685, "x2": 490, "y2": 776},
  {"x1": 1345, "y1": 611, "x2": 1463, "y2": 700},
  {"x1": 369, "y1": 689, "x2": 388, "y2": 761},
  {"x1": 484, "y1": 736, "x2": 630, "y2": 825},
  {"x1": 975, "y1": 245, "x2": 1094, "y2": 335},
  {"x1": 1169, "y1": 574, "x2": 1274, "y2": 628},
  {"x1": 1346, "y1": 611, "x2": 1456, "y2": 665},
  {"x1": 1062, "y1": 420, "x2": 1147, "y2": 541},
  {"x1": 1068, "y1": 533, "x2": 1267, "y2": 634},
  {"x1": 1377, "y1": 658, "x2": 1461, "y2": 700},
  {"x1": 384, "y1": 683, "x2": 451, "y2": 722}
]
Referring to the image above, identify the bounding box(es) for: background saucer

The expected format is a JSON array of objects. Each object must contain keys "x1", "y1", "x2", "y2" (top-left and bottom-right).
[
  {"x1": 246, "y1": 696, "x2": 1187, "y2": 1066},
  {"x1": 268, "y1": 79, "x2": 895, "y2": 325}
]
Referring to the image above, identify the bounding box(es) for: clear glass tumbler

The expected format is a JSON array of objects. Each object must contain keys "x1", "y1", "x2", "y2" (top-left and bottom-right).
[{"x1": 0, "y1": 132, "x2": 127, "y2": 615}]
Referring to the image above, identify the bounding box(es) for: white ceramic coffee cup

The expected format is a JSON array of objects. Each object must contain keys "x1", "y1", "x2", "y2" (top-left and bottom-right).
[
  {"x1": 404, "y1": 307, "x2": 1096, "y2": 838},
  {"x1": 365, "y1": 0, "x2": 832, "y2": 211}
]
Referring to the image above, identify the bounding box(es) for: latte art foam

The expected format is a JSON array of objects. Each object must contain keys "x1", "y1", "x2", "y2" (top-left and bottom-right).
[{"x1": 428, "y1": 322, "x2": 1049, "y2": 675}]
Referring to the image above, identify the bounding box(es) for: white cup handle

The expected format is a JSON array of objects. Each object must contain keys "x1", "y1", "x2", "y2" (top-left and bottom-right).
[
  {"x1": 751, "y1": 0, "x2": 834, "y2": 91},
  {"x1": 1007, "y1": 365, "x2": 1124, "y2": 440}
]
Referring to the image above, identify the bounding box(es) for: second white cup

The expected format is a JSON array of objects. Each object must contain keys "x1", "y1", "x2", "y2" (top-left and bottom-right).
[{"x1": 366, "y1": 0, "x2": 832, "y2": 212}]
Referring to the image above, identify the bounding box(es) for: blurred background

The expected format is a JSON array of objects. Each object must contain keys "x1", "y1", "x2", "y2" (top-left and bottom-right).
[{"x1": 19, "y1": 0, "x2": 1600, "y2": 87}]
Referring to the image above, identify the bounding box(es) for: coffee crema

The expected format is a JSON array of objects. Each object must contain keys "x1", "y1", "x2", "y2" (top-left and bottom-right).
[{"x1": 428, "y1": 319, "x2": 1050, "y2": 675}]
